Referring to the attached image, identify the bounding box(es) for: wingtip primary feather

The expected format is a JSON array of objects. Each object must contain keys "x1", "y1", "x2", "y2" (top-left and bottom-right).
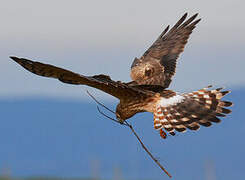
[
  {"x1": 182, "y1": 12, "x2": 188, "y2": 19},
  {"x1": 10, "y1": 56, "x2": 19, "y2": 61},
  {"x1": 180, "y1": 13, "x2": 199, "y2": 27},
  {"x1": 10, "y1": 56, "x2": 25, "y2": 65},
  {"x1": 159, "y1": 25, "x2": 170, "y2": 39},
  {"x1": 192, "y1": 13, "x2": 199, "y2": 19},
  {"x1": 191, "y1": 18, "x2": 201, "y2": 26},
  {"x1": 189, "y1": 13, "x2": 199, "y2": 21},
  {"x1": 10, "y1": 56, "x2": 35, "y2": 67},
  {"x1": 175, "y1": 13, "x2": 188, "y2": 27}
]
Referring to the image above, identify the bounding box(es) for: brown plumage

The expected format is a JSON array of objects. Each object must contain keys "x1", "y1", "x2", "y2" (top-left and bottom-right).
[
  {"x1": 131, "y1": 13, "x2": 200, "y2": 88},
  {"x1": 153, "y1": 86, "x2": 232, "y2": 137},
  {"x1": 10, "y1": 13, "x2": 232, "y2": 139}
]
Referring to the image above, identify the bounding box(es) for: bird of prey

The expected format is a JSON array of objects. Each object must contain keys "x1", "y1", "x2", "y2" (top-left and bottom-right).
[{"x1": 11, "y1": 13, "x2": 232, "y2": 139}]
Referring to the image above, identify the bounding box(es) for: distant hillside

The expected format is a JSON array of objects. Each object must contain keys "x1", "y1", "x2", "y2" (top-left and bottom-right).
[{"x1": 0, "y1": 87, "x2": 244, "y2": 180}]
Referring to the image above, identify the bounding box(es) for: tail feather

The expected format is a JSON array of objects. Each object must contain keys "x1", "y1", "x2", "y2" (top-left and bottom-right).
[
  {"x1": 208, "y1": 116, "x2": 221, "y2": 123},
  {"x1": 153, "y1": 86, "x2": 232, "y2": 139},
  {"x1": 219, "y1": 101, "x2": 233, "y2": 107}
]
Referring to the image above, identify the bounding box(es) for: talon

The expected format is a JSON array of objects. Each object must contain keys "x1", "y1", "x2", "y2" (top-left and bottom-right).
[{"x1": 160, "y1": 129, "x2": 167, "y2": 139}]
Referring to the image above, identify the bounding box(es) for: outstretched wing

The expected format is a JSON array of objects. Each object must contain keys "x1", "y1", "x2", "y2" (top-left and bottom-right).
[
  {"x1": 131, "y1": 13, "x2": 201, "y2": 88},
  {"x1": 10, "y1": 56, "x2": 151, "y2": 100},
  {"x1": 153, "y1": 86, "x2": 232, "y2": 138}
]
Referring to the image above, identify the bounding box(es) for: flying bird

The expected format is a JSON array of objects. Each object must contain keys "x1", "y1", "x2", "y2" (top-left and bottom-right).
[{"x1": 10, "y1": 13, "x2": 232, "y2": 139}]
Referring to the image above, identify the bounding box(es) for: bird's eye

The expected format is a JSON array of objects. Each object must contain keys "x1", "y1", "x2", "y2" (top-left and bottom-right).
[{"x1": 145, "y1": 68, "x2": 152, "y2": 77}]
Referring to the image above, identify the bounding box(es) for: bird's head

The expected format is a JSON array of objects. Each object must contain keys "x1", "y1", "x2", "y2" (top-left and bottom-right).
[{"x1": 130, "y1": 57, "x2": 163, "y2": 82}]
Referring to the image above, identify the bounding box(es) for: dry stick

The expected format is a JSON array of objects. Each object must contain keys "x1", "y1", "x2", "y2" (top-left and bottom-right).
[
  {"x1": 86, "y1": 90, "x2": 115, "y2": 114},
  {"x1": 86, "y1": 90, "x2": 172, "y2": 178},
  {"x1": 123, "y1": 120, "x2": 172, "y2": 178},
  {"x1": 96, "y1": 106, "x2": 128, "y2": 126}
]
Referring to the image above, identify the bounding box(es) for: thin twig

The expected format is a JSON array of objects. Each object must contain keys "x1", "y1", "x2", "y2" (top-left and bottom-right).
[
  {"x1": 96, "y1": 106, "x2": 129, "y2": 126},
  {"x1": 86, "y1": 90, "x2": 172, "y2": 178},
  {"x1": 87, "y1": 90, "x2": 115, "y2": 114},
  {"x1": 124, "y1": 120, "x2": 172, "y2": 178}
]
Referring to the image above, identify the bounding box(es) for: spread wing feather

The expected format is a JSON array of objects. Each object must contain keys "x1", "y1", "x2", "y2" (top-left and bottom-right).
[
  {"x1": 131, "y1": 13, "x2": 201, "y2": 88},
  {"x1": 153, "y1": 86, "x2": 232, "y2": 138},
  {"x1": 10, "y1": 56, "x2": 151, "y2": 100}
]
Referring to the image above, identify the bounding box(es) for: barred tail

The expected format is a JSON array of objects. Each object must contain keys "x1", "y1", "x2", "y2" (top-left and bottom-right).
[{"x1": 153, "y1": 86, "x2": 233, "y2": 138}]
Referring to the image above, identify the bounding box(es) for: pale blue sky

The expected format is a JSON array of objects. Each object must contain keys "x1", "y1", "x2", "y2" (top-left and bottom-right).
[{"x1": 1, "y1": 0, "x2": 244, "y2": 100}]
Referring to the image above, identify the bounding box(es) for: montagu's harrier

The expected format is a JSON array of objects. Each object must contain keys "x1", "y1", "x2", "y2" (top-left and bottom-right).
[{"x1": 11, "y1": 13, "x2": 232, "y2": 139}]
